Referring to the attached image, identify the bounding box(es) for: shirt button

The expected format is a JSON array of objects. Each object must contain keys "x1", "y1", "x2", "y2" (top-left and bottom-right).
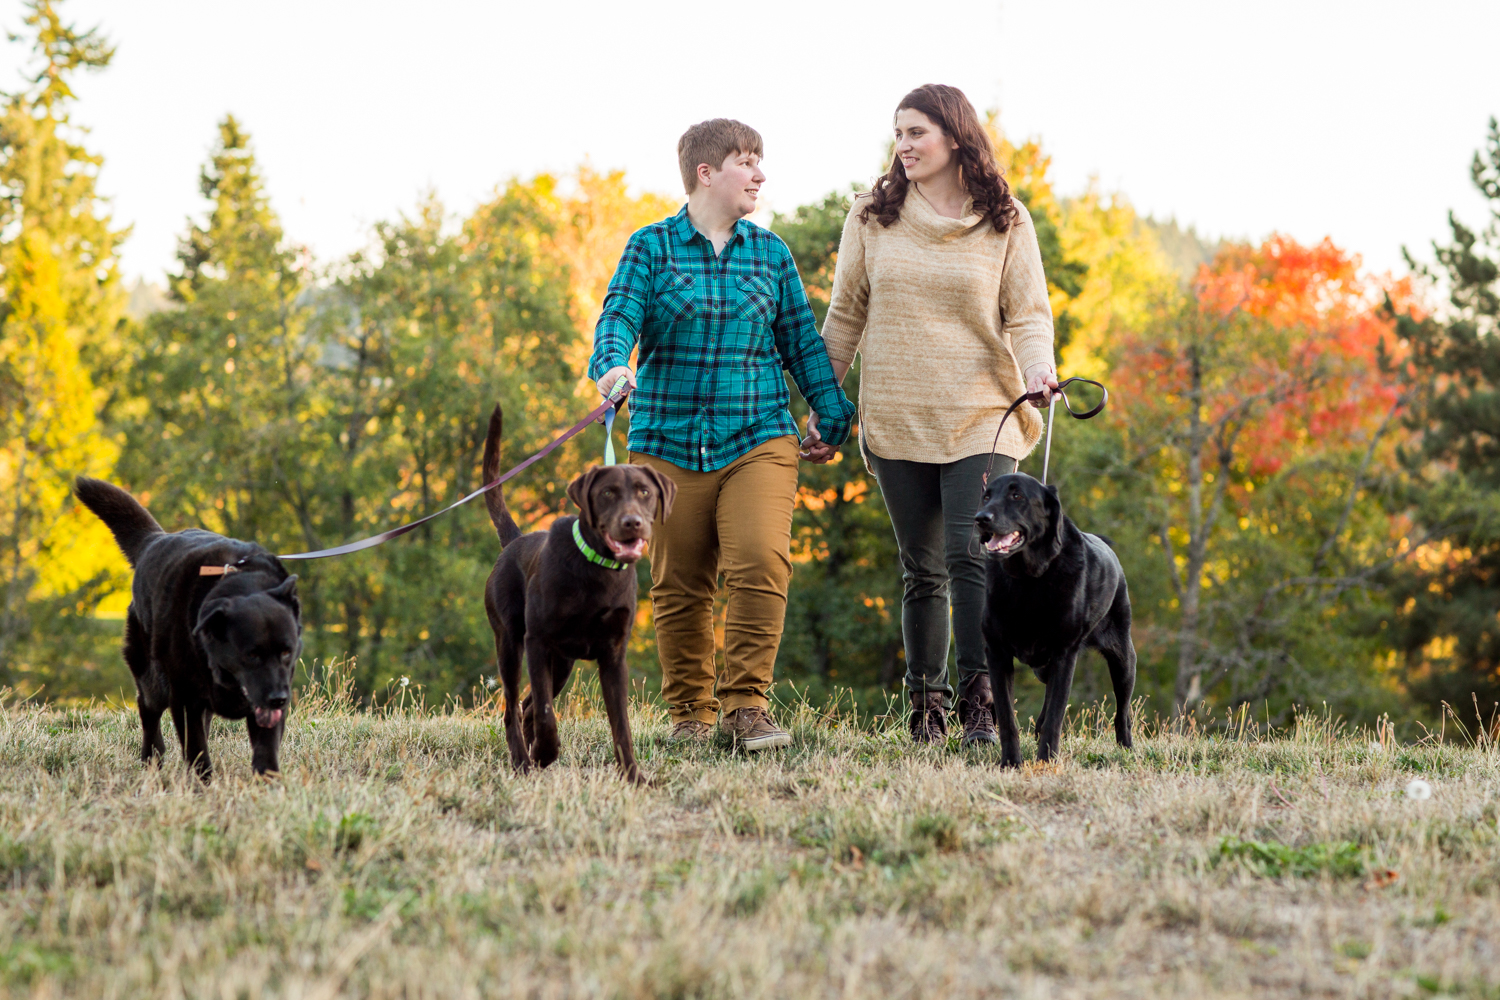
[{"x1": 700, "y1": 447, "x2": 707, "y2": 454}]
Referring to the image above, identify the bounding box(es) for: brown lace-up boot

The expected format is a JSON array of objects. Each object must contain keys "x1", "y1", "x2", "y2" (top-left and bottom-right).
[
  {"x1": 958, "y1": 675, "x2": 998, "y2": 747},
  {"x1": 721, "y1": 707, "x2": 792, "y2": 751},
  {"x1": 667, "y1": 719, "x2": 713, "y2": 746},
  {"x1": 908, "y1": 690, "x2": 948, "y2": 744}
]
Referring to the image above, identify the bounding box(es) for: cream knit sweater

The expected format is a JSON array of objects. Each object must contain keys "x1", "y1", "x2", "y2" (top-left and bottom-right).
[{"x1": 822, "y1": 189, "x2": 1056, "y2": 464}]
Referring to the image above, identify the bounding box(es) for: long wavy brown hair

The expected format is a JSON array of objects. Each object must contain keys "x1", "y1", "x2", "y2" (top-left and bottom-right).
[{"x1": 860, "y1": 84, "x2": 1017, "y2": 232}]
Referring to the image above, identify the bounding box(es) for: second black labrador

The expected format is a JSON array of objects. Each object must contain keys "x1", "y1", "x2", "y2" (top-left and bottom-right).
[
  {"x1": 480, "y1": 405, "x2": 675, "y2": 784},
  {"x1": 974, "y1": 473, "x2": 1135, "y2": 766}
]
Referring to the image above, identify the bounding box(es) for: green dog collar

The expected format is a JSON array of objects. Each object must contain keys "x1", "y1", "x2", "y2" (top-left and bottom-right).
[{"x1": 573, "y1": 520, "x2": 627, "y2": 571}]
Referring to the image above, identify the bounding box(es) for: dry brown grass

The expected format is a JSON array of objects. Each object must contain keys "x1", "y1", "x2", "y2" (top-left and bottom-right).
[{"x1": 1, "y1": 676, "x2": 1498, "y2": 999}]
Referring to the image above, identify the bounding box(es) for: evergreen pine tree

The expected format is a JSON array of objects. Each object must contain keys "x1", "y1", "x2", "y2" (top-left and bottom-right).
[
  {"x1": 0, "y1": 0, "x2": 128, "y2": 692},
  {"x1": 121, "y1": 116, "x2": 318, "y2": 546},
  {"x1": 1387, "y1": 117, "x2": 1500, "y2": 723}
]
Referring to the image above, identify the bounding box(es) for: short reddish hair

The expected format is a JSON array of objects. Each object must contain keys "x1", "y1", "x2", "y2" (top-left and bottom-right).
[{"x1": 677, "y1": 119, "x2": 763, "y2": 194}]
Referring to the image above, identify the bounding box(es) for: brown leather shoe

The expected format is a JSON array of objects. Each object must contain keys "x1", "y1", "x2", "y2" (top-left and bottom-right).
[
  {"x1": 721, "y1": 707, "x2": 791, "y2": 751},
  {"x1": 909, "y1": 691, "x2": 948, "y2": 744},
  {"x1": 666, "y1": 719, "x2": 713, "y2": 746},
  {"x1": 958, "y1": 675, "x2": 998, "y2": 747}
]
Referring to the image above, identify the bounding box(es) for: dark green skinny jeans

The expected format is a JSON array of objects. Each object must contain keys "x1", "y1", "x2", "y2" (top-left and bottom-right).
[{"x1": 867, "y1": 448, "x2": 1012, "y2": 708}]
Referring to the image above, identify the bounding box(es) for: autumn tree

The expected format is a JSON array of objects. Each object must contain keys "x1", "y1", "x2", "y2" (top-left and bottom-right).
[
  {"x1": 1086, "y1": 237, "x2": 1411, "y2": 720},
  {"x1": 0, "y1": 0, "x2": 128, "y2": 694},
  {"x1": 1057, "y1": 186, "x2": 1180, "y2": 376},
  {"x1": 1383, "y1": 118, "x2": 1500, "y2": 723}
]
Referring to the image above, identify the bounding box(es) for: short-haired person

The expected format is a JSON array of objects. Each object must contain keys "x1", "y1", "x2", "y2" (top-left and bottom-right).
[
  {"x1": 590, "y1": 119, "x2": 856, "y2": 749},
  {"x1": 803, "y1": 84, "x2": 1060, "y2": 747}
]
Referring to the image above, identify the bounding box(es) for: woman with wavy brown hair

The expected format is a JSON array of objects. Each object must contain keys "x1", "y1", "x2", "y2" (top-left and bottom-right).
[{"x1": 802, "y1": 83, "x2": 1059, "y2": 748}]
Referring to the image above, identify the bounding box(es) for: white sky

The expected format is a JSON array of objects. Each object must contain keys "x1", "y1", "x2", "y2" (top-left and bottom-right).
[{"x1": 13, "y1": 0, "x2": 1500, "y2": 284}]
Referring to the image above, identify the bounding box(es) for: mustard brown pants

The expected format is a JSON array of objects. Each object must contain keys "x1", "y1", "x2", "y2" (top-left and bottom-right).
[{"x1": 633, "y1": 436, "x2": 800, "y2": 724}]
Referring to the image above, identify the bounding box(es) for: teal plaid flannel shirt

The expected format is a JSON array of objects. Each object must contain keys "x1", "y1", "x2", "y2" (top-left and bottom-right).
[{"x1": 588, "y1": 207, "x2": 855, "y2": 472}]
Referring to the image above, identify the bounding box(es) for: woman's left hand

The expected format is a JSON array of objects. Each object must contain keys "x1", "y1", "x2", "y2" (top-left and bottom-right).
[{"x1": 1026, "y1": 363, "x2": 1060, "y2": 408}]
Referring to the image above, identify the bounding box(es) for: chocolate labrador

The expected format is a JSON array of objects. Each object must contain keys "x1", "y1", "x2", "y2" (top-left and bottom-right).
[
  {"x1": 480, "y1": 405, "x2": 675, "y2": 783},
  {"x1": 973, "y1": 472, "x2": 1135, "y2": 767},
  {"x1": 74, "y1": 477, "x2": 302, "y2": 780}
]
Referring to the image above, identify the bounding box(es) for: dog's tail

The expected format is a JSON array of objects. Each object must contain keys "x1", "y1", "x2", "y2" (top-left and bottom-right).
[
  {"x1": 74, "y1": 477, "x2": 164, "y2": 567},
  {"x1": 481, "y1": 404, "x2": 522, "y2": 548}
]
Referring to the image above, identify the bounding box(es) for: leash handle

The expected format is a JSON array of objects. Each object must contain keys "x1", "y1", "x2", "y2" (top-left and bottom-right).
[
  {"x1": 981, "y1": 376, "x2": 1108, "y2": 490},
  {"x1": 279, "y1": 385, "x2": 633, "y2": 561}
]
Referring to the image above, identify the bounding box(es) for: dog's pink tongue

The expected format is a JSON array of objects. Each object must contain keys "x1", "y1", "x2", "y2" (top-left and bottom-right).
[
  {"x1": 254, "y1": 707, "x2": 284, "y2": 728},
  {"x1": 606, "y1": 536, "x2": 647, "y2": 561},
  {"x1": 986, "y1": 531, "x2": 1022, "y2": 553}
]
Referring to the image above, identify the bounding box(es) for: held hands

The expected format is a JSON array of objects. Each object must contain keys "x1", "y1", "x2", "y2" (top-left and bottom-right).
[
  {"x1": 1026, "y1": 363, "x2": 1060, "y2": 408},
  {"x1": 799, "y1": 411, "x2": 838, "y2": 464}
]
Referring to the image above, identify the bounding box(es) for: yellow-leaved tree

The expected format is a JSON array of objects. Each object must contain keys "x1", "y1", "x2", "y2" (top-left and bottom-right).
[
  {"x1": 985, "y1": 112, "x2": 1177, "y2": 376},
  {"x1": 495, "y1": 165, "x2": 679, "y2": 383},
  {"x1": 1057, "y1": 184, "x2": 1180, "y2": 376},
  {"x1": 0, "y1": 0, "x2": 129, "y2": 695}
]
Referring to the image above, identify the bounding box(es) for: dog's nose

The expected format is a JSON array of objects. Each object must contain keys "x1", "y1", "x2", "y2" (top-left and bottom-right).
[
  {"x1": 266, "y1": 692, "x2": 289, "y2": 709},
  {"x1": 975, "y1": 509, "x2": 994, "y2": 527},
  {"x1": 619, "y1": 514, "x2": 643, "y2": 532}
]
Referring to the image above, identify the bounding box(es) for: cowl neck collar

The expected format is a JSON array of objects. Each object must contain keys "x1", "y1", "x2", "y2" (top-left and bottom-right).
[{"x1": 903, "y1": 185, "x2": 985, "y2": 240}]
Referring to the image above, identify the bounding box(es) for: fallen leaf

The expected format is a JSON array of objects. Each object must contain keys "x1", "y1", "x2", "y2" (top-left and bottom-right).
[
  {"x1": 849, "y1": 845, "x2": 864, "y2": 871},
  {"x1": 1364, "y1": 868, "x2": 1399, "y2": 890},
  {"x1": 306, "y1": 858, "x2": 323, "y2": 872}
]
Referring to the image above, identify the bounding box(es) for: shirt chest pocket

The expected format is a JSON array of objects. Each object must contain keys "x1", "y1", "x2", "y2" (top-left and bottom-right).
[
  {"x1": 735, "y1": 275, "x2": 777, "y2": 325},
  {"x1": 653, "y1": 269, "x2": 695, "y2": 323}
]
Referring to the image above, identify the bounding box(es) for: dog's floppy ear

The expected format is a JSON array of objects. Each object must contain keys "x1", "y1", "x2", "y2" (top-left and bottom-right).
[
  {"x1": 1040, "y1": 484, "x2": 1065, "y2": 559},
  {"x1": 641, "y1": 467, "x2": 677, "y2": 522},
  {"x1": 267, "y1": 575, "x2": 300, "y2": 618},
  {"x1": 193, "y1": 598, "x2": 233, "y2": 642},
  {"x1": 566, "y1": 467, "x2": 604, "y2": 527}
]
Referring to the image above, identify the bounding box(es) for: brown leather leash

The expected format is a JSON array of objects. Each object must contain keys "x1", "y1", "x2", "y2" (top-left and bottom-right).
[
  {"x1": 982, "y1": 376, "x2": 1108, "y2": 489},
  {"x1": 274, "y1": 386, "x2": 631, "y2": 562}
]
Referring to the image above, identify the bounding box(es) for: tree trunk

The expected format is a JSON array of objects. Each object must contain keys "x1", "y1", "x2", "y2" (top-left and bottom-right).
[{"x1": 1173, "y1": 345, "x2": 1207, "y2": 715}]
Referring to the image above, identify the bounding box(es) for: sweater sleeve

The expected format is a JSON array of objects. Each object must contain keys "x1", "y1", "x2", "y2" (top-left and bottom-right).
[
  {"x1": 999, "y1": 201, "x2": 1056, "y2": 378},
  {"x1": 820, "y1": 198, "x2": 871, "y2": 365}
]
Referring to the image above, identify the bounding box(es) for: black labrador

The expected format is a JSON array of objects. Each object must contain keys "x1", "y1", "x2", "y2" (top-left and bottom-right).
[
  {"x1": 74, "y1": 477, "x2": 302, "y2": 780},
  {"x1": 974, "y1": 473, "x2": 1135, "y2": 766},
  {"x1": 480, "y1": 405, "x2": 675, "y2": 784}
]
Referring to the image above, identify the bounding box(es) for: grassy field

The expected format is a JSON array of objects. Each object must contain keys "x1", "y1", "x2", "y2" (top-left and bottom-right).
[{"x1": 1, "y1": 677, "x2": 1498, "y2": 1000}]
